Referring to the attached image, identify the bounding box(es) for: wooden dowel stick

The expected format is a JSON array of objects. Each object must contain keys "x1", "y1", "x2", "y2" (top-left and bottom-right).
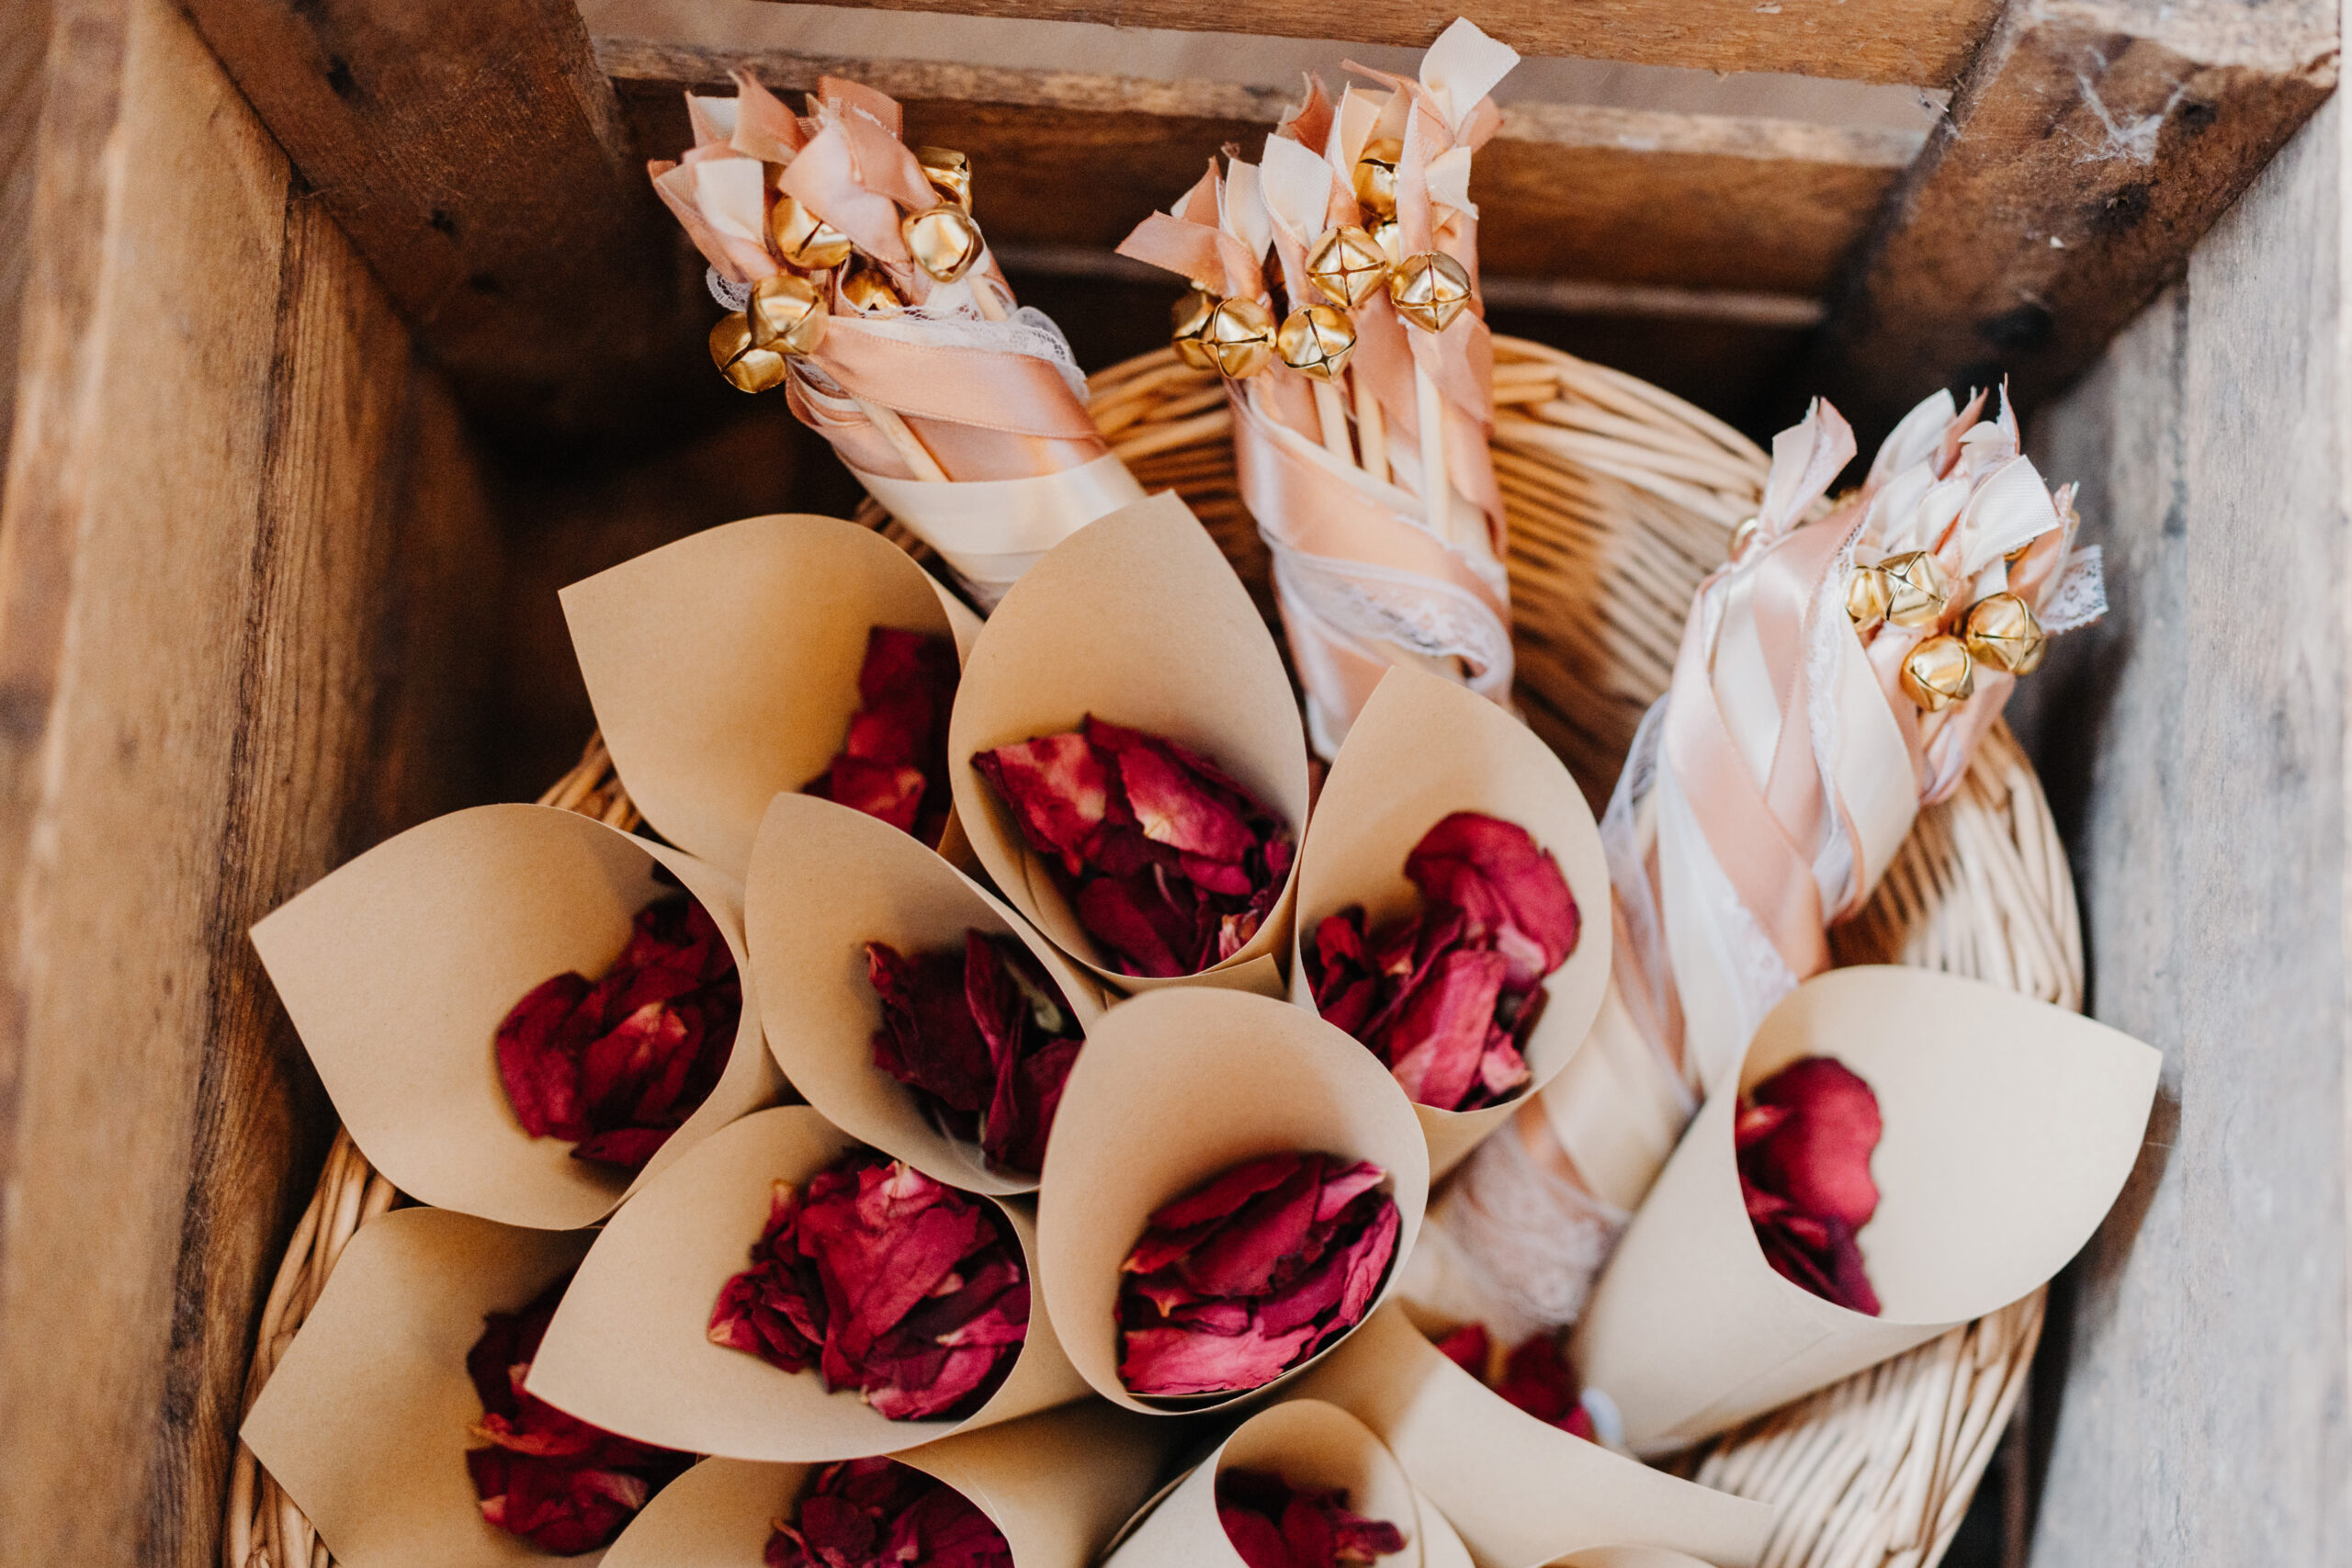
[
  {"x1": 1313, "y1": 380, "x2": 1355, "y2": 465},
  {"x1": 1354, "y1": 369, "x2": 1389, "y2": 484},
  {"x1": 856, "y1": 396, "x2": 950, "y2": 481},
  {"x1": 1416, "y1": 364, "x2": 1452, "y2": 544}
]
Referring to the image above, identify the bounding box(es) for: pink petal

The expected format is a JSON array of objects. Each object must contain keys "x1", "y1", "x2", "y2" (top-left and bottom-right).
[{"x1": 1405, "y1": 812, "x2": 1582, "y2": 989}]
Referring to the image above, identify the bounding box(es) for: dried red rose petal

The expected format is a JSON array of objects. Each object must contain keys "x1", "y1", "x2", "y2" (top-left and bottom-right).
[
  {"x1": 494, "y1": 893, "x2": 742, "y2": 1172},
  {"x1": 464, "y1": 1273, "x2": 690, "y2": 1552},
  {"x1": 805, "y1": 627, "x2": 960, "y2": 845},
  {"x1": 765, "y1": 1457, "x2": 1012, "y2": 1568},
  {"x1": 1216, "y1": 1468, "x2": 1408, "y2": 1568},
  {"x1": 973, "y1": 717, "x2": 1293, "y2": 978},
  {"x1": 1117, "y1": 1152, "x2": 1398, "y2": 1397},
  {"x1": 865, "y1": 929, "x2": 1084, "y2": 1178},
  {"x1": 1738, "y1": 1055, "x2": 1883, "y2": 1315},
  {"x1": 1427, "y1": 1321, "x2": 1596, "y2": 1441},
  {"x1": 708, "y1": 1152, "x2": 1029, "y2": 1421},
  {"x1": 1306, "y1": 813, "x2": 1577, "y2": 1112}
]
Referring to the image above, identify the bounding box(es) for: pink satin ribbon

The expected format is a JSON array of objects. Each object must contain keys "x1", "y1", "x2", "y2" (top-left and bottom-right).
[
  {"x1": 660, "y1": 76, "x2": 1114, "y2": 488},
  {"x1": 1231, "y1": 394, "x2": 1513, "y2": 728}
]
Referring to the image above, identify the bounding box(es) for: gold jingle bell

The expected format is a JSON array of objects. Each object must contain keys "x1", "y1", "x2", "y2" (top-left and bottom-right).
[
  {"x1": 1170, "y1": 287, "x2": 1220, "y2": 371},
  {"x1": 1900, "y1": 635, "x2": 1975, "y2": 712},
  {"x1": 902, "y1": 204, "x2": 985, "y2": 283},
  {"x1": 1390, "y1": 251, "x2": 1474, "y2": 334},
  {"x1": 914, "y1": 145, "x2": 972, "y2": 210},
  {"x1": 747, "y1": 272, "x2": 828, "y2": 355},
  {"x1": 838, "y1": 256, "x2": 905, "y2": 316},
  {"x1": 1846, "y1": 562, "x2": 1894, "y2": 629},
  {"x1": 1369, "y1": 216, "x2": 1403, "y2": 266},
  {"x1": 1305, "y1": 226, "x2": 1391, "y2": 310},
  {"x1": 708, "y1": 313, "x2": 787, "y2": 394},
  {"x1": 1204, "y1": 295, "x2": 1278, "y2": 378},
  {"x1": 1352, "y1": 137, "x2": 1404, "y2": 219},
  {"x1": 1961, "y1": 591, "x2": 2048, "y2": 675},
  {"x1": 1276, "y1": 304, "x2": 1359, "y2": 382},
  {"x1": 1727, "y1": 516, "x2": 1760, "y2": 562},
  {"x1": 767, "y1": 193, "x2": 854, "y2": 271},
  {"x1": 1880, "y1": 549, "x2": 1955, "y2": 628}
]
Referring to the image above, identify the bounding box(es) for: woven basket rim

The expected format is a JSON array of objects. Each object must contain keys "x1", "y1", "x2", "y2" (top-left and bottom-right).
[{"x1": 222, "y1": 338, "x2": 2080, "y2": 1568}]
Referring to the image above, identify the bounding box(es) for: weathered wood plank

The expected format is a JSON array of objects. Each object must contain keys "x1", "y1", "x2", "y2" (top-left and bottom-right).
[
  {"x1": 603, "y1": 37, "x2": 1915, "y2": 297},
  {"x1": 752, "y1": 0, "x2": 2004, "y2": 88},
  {"x1": 0, "y1": 1, "x2": 500, "y2": 1562},
  {"x1": 2009, "y1": 92, "x2": 2351, "y2": 1564},
  {"x1": 177, "y1": 0, "x2": 695, "y2": 446},
  {"x1": 0, "y1": 0, "x2": 52, "y2": 489},
  {"x1": 1813, "y1": 0, "x2": 2336, "y2": 440}
]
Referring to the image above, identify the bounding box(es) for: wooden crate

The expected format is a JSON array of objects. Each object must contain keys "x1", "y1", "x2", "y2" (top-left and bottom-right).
[{"x1": 0, "y1": 0, "x2": 2337, "y2": 1563}]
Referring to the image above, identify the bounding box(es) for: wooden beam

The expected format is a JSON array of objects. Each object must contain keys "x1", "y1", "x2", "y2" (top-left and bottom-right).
[
  {"x1": 1811, "y1": 0, "x2": 2336, "y2": 439},
  {"x1": 2011, "y1": 92, "x2": 2349, "y2": 1563},
  {"x1": 176, "y1": 0, "x2": 698, "y2": 446},
  {"x1": 751, "y1": 0, "x2": 2004, "y2": 88},
  {"x1": 601, "y1": 36, "x2": 1918, "y2": 298},
  {"x1": 0, "y1": 0, "x2": 500, "y2": 1562}
]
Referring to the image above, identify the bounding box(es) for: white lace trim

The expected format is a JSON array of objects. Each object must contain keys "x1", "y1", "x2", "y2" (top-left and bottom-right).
[
  {"x1": 1270, "y1": 550, "x2": 1515, "y2": 697},
  {"x1": 707, "y1": 265, "x2": 752, "y2": 312},
  {"x1": 2040, "y1": 544, "x2": 2108, "y2": 633},
  {"x1": 853, "y1": 299, "x2": 1091, "y2": 401},
  {"x1": 1659, "y1": 755, "x2": 1798, "y2": 1100},
  {"x1": 1600, "y1": 701, "x2": 1689, "y2": 1101},
  {"x1": 1804, "y1": 558, "x2": 1860, "y2": 916},
  {"x1": 1437, "y1": 1123, "x2": 1632, "y2": 1337}
]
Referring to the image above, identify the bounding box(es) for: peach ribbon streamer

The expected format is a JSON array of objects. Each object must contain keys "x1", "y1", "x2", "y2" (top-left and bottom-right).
[
  {"x1": 1231, "y1": 393, "x2": 1514, "y2": 751},
  {"x1": 653, "y1": 73, "x2": 1136, "y2": 609}
]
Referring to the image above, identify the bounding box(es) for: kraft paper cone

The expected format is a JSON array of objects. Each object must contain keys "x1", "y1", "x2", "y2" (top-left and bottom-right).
[
  {"x1": 251, "y1": 804, "x2": 775, "y2": 1230},
  {"x1": 1103, "y1": 1399, "x2": 1422, "y2": 1568},
  {"x1": 744, "y1": 792, "x2": 1105, "y2": 1197},
  {"x1": 945, "y1": 492, "x2": 1311, "y2": 998},
  {"x1": 1291, "y1": 666, "x2": 1612, "y2": 1177},
  {"x1": 527, "y1": 1106, "x2": 1090, "y2": 1460},
  {"x1": 240, "y1": 1207, "x2": 602, "y2": 1568},
  {"x1": 1573, "y1": 966, "x2": 2161, "y2": 1452},
  {"x1": 603, "y1": 1401, "x2": 1175, "y2": 1568},
  {"x1": 1037, "y1": 988, "x2": 1430, "y2": 1414},
  {"x1": 1290, "y1": 1304, "x2": 1771, "y2": 1568},
  {"x1": 563, "y1": 513, "x2": 978, "y2": 881}
]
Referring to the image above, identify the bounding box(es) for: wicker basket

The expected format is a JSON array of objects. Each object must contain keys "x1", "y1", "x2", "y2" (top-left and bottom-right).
[{"x1": 223, "y1": 339, "x2": 2079, "y2": 1568}]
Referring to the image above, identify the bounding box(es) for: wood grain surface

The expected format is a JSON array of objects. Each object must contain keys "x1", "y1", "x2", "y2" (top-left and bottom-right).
[
  {"x1": 752, "y1": 0, "x2": 2005, "y2": 88},
  {"x1": 176, "y1": 0, "x2": 699, "y2": 448},
  {"x1": 1813, "y1": 0, "x2": 2336, "y2": 442},
  {"x1": 0, "y1": 2, "x2": 498, "y2": 1563},
  {"x1": 605, "y1": 35, "x2": 1916, "y2": 298},
  {"x1": 2011, "y1": 91, "x2": 2350, "y2": 1565}
]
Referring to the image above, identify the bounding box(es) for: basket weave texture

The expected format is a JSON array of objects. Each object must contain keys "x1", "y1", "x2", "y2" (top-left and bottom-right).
[{"x1": 224, "y1": 339, "x2": 2081, "y2": 1568}]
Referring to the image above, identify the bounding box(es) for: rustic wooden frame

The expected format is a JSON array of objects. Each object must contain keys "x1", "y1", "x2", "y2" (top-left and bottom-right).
[{"x1": 162, "y1": 0, "x2": 2338, "y2": 446}]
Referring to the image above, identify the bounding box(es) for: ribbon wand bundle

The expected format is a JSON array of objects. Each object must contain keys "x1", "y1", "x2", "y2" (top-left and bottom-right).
[
  {"x1": 1117, "y1": 19, "x2": 1520, "y2": 759},
  {"x1": 650, "y1": 73, "x2": 1145, "y2": 609},
  {"x1": 1416, "y1": 388, "x2": 2108, "y2": 1341}
]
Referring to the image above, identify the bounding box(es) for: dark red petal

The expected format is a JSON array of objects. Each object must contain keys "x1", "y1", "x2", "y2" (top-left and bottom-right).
[
  {"x1": 1143, "y1": 1152, "x2": 1307, "y2": 1233},
  {"x1": 973, "y1": 732, "x2": 1113, "y2": 875},
  {"x1": 1118, "y1": 1317, "x2": 1321, "y2": 1396},
  {"x1": 1378, "y1": 947, "x2": 1510, "y2": 1111},
  {"x1": 1435, "y1": 1322, "x2": 1490, "y2": 1378},
  {"x1": 1493, "y1": 1333, "x2": 1580, "y2": 1426},
  {"x1": 1404, "y1": 812, "x2": 1582, "y2": 989},
  {"x1": 1747, "y1": 1056, "x2": 1883, "y2": 1228},
  {"x1": 1221, "y1": 1505, "x2": 1303, "y2": 1568},
  {"x1": 775, "y1": 1456, "x2": 1014, "y2": 1568},
  {"x1": 494, "y1": 972, "x2": 595, "y2": 1140},
  {"x1": 867, "y1": 942, "x2": 995, "y2": 1114},
  {"x1": 822, "y1": 757, "x2": 928, "y2": 834},
  {"x1": 1076, "y1": 870, "x2": 1201, "y2": 978},
  {"x1": 1106, "y1": 732, "x2": 1260, "y2": 864}
]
